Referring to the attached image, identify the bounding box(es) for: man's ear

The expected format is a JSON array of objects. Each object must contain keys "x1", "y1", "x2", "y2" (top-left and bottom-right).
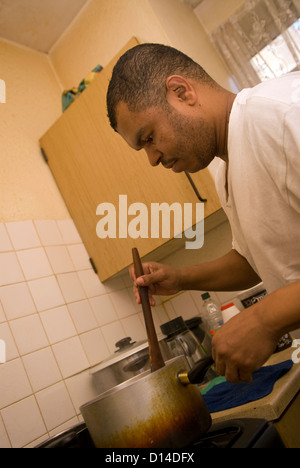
[{"x1": 166, "y1": 75, "x2": 197, "y2": 106}]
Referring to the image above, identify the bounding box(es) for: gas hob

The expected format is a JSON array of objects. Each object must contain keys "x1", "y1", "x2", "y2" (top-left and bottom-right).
[{"x1": 35, "y1": 418, "x2": 285, "y2": 449}]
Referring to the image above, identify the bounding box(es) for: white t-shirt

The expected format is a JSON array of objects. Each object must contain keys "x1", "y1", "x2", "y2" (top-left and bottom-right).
[{"x1": 215, "y1": 72, "x2": 300, "y2": 294}]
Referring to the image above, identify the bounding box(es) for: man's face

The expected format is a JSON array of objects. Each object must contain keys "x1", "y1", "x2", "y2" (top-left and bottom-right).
[{"x1": 115, "y1": 101, "x2": 217, "y2": 174}]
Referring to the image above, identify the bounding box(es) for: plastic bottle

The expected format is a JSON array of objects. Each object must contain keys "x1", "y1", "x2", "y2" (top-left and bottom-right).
[
  {"x1": 201, "y1": 292, "x2": 224, "y2": 337},
  {"x1": 221, "y1": 302, "x2": 240, "y2": 323}
]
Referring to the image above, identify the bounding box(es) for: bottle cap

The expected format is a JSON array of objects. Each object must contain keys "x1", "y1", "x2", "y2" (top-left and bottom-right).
[
  {"x1": 201, "y1": 292, "x2": 210, "y2": 300},
  {"x1": 221, "y1": 302, "x2": 235, "y2": 311}
]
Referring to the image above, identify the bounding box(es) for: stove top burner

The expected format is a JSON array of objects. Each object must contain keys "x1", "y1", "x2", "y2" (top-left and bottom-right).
[
  {"x1": 192, "y1": 426, "x2": 243, "y2": 448},
  {"x1": 35, "y1": 418, "x2": 285, "y2": 449},
  {"x1": 191, "y1": 419, "x2": 285, "y2": 448}
]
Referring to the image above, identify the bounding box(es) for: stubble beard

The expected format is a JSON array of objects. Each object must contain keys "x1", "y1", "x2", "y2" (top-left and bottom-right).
[{"x1": 167, "y1": 107, "x2": 217, "y2": 172}]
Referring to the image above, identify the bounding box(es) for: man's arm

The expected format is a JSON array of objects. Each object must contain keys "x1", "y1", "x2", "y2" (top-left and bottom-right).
[
  {"x1": 131, "y1": 249, "x2": 261, "y2": 305},
  {"x1": 212, "y1": 279, "x2": 300, "y2": 382},
  {"x1": 179, "y1": 249, "x2": 261, "y2": 292},
  {"x1": 131, "y1": 251, "x2": 300, "y2": 383}
]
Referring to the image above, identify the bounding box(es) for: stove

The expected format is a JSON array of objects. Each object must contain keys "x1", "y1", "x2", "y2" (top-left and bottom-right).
[
  {"x1": 35, "y1": 418, "x2": 285, "y2": 449},
  {"x1": 191, "y1": 418, "x2": 284, "y2": 448}
]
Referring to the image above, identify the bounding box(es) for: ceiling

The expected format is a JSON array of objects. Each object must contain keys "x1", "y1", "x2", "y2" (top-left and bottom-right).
[
  {"x1": 0, "y1": 0, "x2": 89, "y2": 53},
  {"x1": 0, "y1": 0, "x2": 204, "y2": 54}
]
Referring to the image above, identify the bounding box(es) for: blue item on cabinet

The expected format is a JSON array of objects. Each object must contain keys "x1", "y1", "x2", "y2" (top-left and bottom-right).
[
  {"x1": 203, "y1": 360, "x2": 293, "y2": 413},
  {"x1": 62, "y1": 64, "x2": 103, "y2": 112}
]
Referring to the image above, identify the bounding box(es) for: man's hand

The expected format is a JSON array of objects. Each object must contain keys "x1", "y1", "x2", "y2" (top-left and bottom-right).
[
  {"x1": 212, "y1": 281, "x2": 300, "y2": 383},
  {"x1": 212, "y1": 304, "x2": 280, "y2": 383},
  {"x1": 129, "y1": 261, "x2": 181, "y2": 306}
]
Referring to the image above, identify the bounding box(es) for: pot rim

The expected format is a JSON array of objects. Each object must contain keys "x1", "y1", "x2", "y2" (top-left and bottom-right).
[{"x1": 81, "y1": 356, "x2": 187, "y2": 411}]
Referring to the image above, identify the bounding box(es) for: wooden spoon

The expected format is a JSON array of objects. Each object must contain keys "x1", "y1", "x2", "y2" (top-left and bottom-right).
[{"x1": 132, "y1": 248, "x2": 165, "y2": 372}]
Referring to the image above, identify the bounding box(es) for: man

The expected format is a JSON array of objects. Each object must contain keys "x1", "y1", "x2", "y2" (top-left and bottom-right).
[{"x1": 106, "y1": 43, "x2": 300, "y2": 383}]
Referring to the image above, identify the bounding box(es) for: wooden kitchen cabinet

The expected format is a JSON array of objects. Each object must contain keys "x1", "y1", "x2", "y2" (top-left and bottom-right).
[{"x1": 40, "y1": 38, "x2": 222, "y2": 281}]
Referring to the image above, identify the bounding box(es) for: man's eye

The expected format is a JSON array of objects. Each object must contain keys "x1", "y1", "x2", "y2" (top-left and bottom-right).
[{"x1": 145, "y1": 136, "x2": 153, "y2": 144}]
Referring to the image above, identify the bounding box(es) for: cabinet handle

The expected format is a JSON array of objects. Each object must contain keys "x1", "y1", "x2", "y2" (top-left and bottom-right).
[
  {"x1": 89, "y1": 258, "x2": 98, "y2": 274},
  {"x1": 40, "y1": 147, "x2": 48, "y2": 164},
  {"x1": 185, "y1": 172, "x2": 207, "y2": 202}
]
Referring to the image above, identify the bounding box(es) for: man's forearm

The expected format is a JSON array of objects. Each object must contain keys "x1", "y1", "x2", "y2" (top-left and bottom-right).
[
  {"x1": 178, "y1": 249, "x2": 261, "y2": 292},
  {"x1": 212, "y1": 278, "x2": 300, "y2": 383},
  {"x1": 255, "y1": 280, "x2": 300, "y2": 337}
]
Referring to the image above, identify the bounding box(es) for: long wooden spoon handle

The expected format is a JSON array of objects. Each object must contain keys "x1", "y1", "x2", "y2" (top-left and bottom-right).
[{"x1": 132, "y1": 248, "x2": 165, "y2": 372}]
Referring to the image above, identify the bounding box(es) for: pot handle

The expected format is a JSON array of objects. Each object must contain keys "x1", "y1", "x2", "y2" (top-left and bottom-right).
[{"x1": 177, "y1": 355, "x2": 214, "y2": 385}]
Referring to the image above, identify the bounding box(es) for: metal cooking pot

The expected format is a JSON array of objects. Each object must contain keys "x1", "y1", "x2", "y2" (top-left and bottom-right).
[
  {"x1": 90, "y1": 337, "x2": 172, "y2": 394},
  {"x1": 80, "y1": 355, "x2": 212, "y2": 448}
]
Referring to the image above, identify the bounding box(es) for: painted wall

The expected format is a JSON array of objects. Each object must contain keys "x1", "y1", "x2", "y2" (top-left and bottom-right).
[
  {"x1": 195, "y1": 0, "x2": 246, "y2": 34},
  {"x1": 0, "y1": 40, "x2": 69, "y2": 222},
  {"x1": 49, "y1": 0, "x2": 236, "y2": 91},
  {"x1": 49, "y1": 0, "x2": 170, "y2": 89},
  {"x1": 149, "y1": 0, "x2": 234, "y2": 90}
]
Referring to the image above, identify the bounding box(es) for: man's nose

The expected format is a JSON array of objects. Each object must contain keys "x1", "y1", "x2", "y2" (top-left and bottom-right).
[{"x1": 146, "y1": 148, "x2": 163, "y2": 167}]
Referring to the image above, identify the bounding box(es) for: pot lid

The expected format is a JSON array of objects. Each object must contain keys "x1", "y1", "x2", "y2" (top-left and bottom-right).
[
  {"x1": 82, "y1": 356, "x2": 186, "y2": 409},
  {"x1": 90, "y1": 337, "x2": 149, "y2": 374}
]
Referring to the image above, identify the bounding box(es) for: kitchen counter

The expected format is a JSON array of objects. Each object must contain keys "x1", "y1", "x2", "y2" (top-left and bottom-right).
[{"x1": 209, "y1": 347, "x2": 300, "y2": 447}]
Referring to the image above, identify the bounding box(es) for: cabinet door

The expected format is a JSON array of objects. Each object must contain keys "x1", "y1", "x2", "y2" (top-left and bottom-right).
[{"x1": 40, "y1": 38, "x2": 221, "y2": 281}]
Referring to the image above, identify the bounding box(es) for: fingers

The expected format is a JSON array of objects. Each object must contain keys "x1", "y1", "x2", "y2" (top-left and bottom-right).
[
  {"x1": 214, "y1": 357, "x2": 253, "y2": 383},
  {"x1": 135, "y1": 274, "x2": 158, "y2": 307},
  {"x1": 237, "y1": 369, "x2": 253, "y2": 383},
  {"x1": 218, "y1": 364, "x2": 253, "y2": 384},
  {"x1": 130, "y1": 261, "x2": 163, "y2": 291},
  {"x1": 129, "y1": 261, "x2": 180, "y2": 305},
  {"x1": 129, "y1": 263, "x2": 156, "y2": 306},
  {"x1": 135, "y1": 272, "x2": 159, "y2": 287},
  {"x1": 129, "y1": 262, "x2": 157, "y2": 283},
  {"x1": 212, "y1": 338, "x2": 254, "y2": 384},
  {"x1": 129, "y1": 264, "x2": 137, "y2": 282}
]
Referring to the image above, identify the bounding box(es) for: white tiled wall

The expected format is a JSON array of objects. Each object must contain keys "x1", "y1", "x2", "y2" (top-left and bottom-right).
[
  {"x1": 0, "y1": 218, "x2": 238, "y2": 448},
  {"x1": 0, "y1": 219, "x2": 168, "y2": 447}
]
